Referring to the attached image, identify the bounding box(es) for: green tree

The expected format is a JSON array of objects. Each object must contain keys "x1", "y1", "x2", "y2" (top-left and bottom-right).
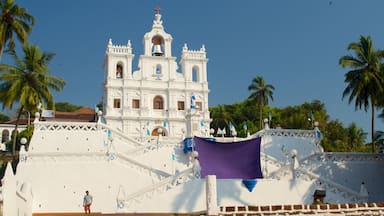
[
  {"x1": 0, "y1": 111, "x2": 9, "y2": 122},
  {"x1": 0, "y1": 44, "x2": 65, "y2": 159},
  {"x1": 248, "y1": 76, "x2": 275, "y2": 129},
  {"x1": 345, "y1": 123, "x2": 366, "y2": 151},
  {"x1": 96, "y1": 101, "x2": 103, "y2": 112},
  {"x1": 0, "y1": 0, "x2": 35, "y2": 60},
  {"x1": 210, "y1": 104, "x2": 233, "y2": 136},
  {"x1": 55, "y1": 102, "x2": 82, "y2": 112},
  {"x1": 373, "y1": 130, "x2": 384, "y2": 152},
  {"x1": 339, "y1": 35, "x2": 384, "y2": 152},
  {"x1": 322, "y1": 120, "x2": 348, "y2": 151}
]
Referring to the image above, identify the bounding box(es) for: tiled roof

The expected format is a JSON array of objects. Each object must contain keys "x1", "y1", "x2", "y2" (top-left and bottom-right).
[
  {"x1": 53, "y1": 107, "x2": 96, "y2": 122},
  {"x1": 3, "y1": 107, "x2": 96, "y2": 125}
]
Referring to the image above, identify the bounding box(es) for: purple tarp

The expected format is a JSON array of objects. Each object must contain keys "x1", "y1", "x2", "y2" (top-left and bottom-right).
[{"x1": 194, "y1": 137, "x2": 263, "y2": 179}]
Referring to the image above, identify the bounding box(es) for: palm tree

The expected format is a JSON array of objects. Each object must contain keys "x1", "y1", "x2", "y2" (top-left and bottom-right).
[
  {"x1": 0, "y1": 0, "x2": 35, "y2": 60},
  {"x1": 210, "y1": 105, "x2": 233, "y2": 136},
  {"x1": 248, "y1": 76, "x2": 275, "y2": 129},
  {"x1": 0, "y1": 44, "x2": 65, "y2": 159},
  {"x1": 346, "y1": 123, "x2": 366, "y2": 152},
  {"x1": 339, "y1": 35, "x2": 384, "y2": 152},
  {"x1": 373, "y1": 130, "x2": 384, "y2": 152}
]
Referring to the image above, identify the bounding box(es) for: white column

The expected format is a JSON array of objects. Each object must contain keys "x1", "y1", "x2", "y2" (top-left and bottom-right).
[{"x1": 206, "y1": 175, "x2": 218, "y2": 216}]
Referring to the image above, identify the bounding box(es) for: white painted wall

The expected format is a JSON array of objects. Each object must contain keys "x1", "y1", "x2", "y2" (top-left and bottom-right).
[{"x1": 103, "y1": 12, "x2": 210, "y2": 139}]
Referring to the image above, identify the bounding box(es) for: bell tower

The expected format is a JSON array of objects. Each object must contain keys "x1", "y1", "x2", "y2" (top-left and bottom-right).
[
  {"x1": 142, "y1": 8, "x2": 172, "y2": 58},
  {"x1": 103, "y1": 9, "x2": 210, "y2": 139}
]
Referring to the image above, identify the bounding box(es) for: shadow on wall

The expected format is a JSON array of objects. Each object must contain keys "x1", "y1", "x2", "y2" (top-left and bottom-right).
[
  {"x1": 305, "y1": 153, "x2": 384, "y2": 202},
  {"x1": 172, "y1": 179, "x2": 205, "y2": 212},
  {"x1": 217, "y1": 179, "x2": 247, "y2": 205}
]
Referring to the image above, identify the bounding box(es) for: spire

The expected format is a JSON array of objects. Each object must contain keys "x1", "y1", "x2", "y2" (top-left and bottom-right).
[
  {"x1": 152, "y1": 6, "x2": 163, "y2": 28},
  {"x1": 4, "y1": 162, "x2": 14, "y2": 177},
  {"x1": 154, "y1": 6, "x2": 161, "y2": 14}
]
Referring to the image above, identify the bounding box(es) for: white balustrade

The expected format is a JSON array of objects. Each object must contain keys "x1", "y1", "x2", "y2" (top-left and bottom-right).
[{"x1": 123, "y1": 168, "x2": 194, "y2": 207}]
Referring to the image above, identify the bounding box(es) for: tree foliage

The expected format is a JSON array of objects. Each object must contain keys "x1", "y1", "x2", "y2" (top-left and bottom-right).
[
  {"x1": 55, "y1": 102, "x2": 82, "y2": 112},
  {"x1": 0, "y1": 0, "x2": 35, "y2": 60},
  {"x1": 248, "y1": 76, "x2": 274, "y2": 129},
  {"x1": 210, "y1": 99, "x2": 368, "y2": 152},
  {"x1": 339, "y1": 35, "x2": 384, "y2": 152},
  {"x1": 0, "y1": 44, "x2": 65, "y2": 158},
  {"x1": 0, "y1": 112, "x2": 9, "y2": 122}
]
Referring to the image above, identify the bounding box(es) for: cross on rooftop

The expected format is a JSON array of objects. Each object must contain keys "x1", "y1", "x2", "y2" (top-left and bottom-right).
[{"x1": 154, "y1": 6, "x2": 161, "y2": 14}]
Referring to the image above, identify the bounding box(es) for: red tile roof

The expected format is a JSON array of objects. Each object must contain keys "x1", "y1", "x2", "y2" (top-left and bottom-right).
[{"x1": 4, "y1": 107, "x2": 96, "y2": 125}]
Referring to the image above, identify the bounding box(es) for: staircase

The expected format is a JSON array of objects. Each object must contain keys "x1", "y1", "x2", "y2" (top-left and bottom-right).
[{"x1": 33, "y1": 213, "x2": 201, "y2": 216}]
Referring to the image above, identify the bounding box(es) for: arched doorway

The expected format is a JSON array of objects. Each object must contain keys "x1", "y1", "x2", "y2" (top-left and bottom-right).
[{"x1": 151, "y1": 127, "x2": 167, "y2": 136}]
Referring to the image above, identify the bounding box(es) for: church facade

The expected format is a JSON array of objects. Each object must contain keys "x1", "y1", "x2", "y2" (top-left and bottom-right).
[
  {"x1": 2, "y1": 10, "x2": 384, "y2": 216},
  {"x1": 103, "y1": 12, "x2": 210, "y2": 138}
]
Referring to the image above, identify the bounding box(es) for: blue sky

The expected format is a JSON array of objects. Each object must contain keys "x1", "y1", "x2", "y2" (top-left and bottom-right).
[{"x1": 6, "y1": 0, "x2": 384, "y2": 134}]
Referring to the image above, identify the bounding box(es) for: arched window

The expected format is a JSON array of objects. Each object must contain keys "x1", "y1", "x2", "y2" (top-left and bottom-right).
[
  {"x1": 151, "y1": 127, "x2": 167, "y2": 136},
  {"x1": 192, "y1": 66, "x2": 199, "y2": 82},
  {"x1": 1, "y1": 129, "x2": 9, "y2": 143},
  {"x1": 116, "y1": 64, "x2": 123, "y2": 78},
  {"x1": 153, "y1": 96, "x2": 164, "y2": 109}
]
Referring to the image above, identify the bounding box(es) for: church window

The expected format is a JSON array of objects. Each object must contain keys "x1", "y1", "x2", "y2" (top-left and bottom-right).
[
  {"x1": 178, "y1": 101, "x2": 185, "y2": 110},
  {"x1": 113, "y1": 98, "x2": 121, "y2": 108},
  {"x1": 155, "y1": 64, "x2": 162, "y2": 74},
  {"x1": 153, "y1": 96, "x2": 164, "y2": 109},
  {"x1": 1, "y1": 129, "x2": 9, "y2": 143},
  {"x1": 192, "y1": 66, "x2": 199, "y2": 82},
  {"x1": 132, "y1": 99, "x2": 140, "y2": 109},
  {"x1": 196, "y1": 102, "x2": 202, "y2": 111},
  {"x1": 116, "y1": 64, "x2": 123, "y2": 78}
]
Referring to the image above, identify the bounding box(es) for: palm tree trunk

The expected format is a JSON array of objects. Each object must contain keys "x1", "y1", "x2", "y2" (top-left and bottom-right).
[
  {"x1": 0, "y1": 46, "x2": 3, "y2": 62},
  {"x1": 371, "y1": 101, "x2": 375, "y2": 152},
  {"x1": 0, "y1": 36, "x2": 5, "y2": 62},
  {"x1": 12, "y1": 106, "x2": 24, "y2": 161},
  {"x1": 258, "y1": 98, "x2": 262, "y2": 129}
]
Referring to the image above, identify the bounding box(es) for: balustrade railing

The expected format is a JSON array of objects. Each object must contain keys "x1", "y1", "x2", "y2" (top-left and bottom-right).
[
  {"x1": 34, "y1": 121, "x2": 144, "y2": 148},
  {"x1": 113, "y1": 152, "x2": 171, "y2": 180},
  {"x1": 253, "y1": 128, "x2": 317, "y2": 139},
  {"x1": 34, "y1": 121, "x2": 103, "y2": 132},
  {"x1": 269, "y1": 164, "x2": 368, "y2": 203},
  {"x1": 122, "y1": 168, "x2": 194, "y2": 207},
  {"x1": 302, "y1": 152, "x2": 384, "y2": 163}
]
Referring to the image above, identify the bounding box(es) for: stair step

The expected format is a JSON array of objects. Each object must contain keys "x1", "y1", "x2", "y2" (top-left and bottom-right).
[{"x1": 33, "y1": 213, "x2": 199, "y2": 216}]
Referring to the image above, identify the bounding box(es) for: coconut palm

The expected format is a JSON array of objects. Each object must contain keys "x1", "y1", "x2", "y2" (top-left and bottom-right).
[
  {"x1": 0, "y1": 0, "x2": 35, "y2": 60},
  {"x1": 339, "y1": 35, "x2": 384, "y2": 152},
  {"x1": 346, "y1": 123, "x2": 366, "y2": 152},
  {"x1": 373, "y1": 130, "x2": 384, "y2": 153},
  {"x1": 210, "y1": 104, "x2": 233, "y2": 136},
  {"x1": 248, "y1": 76, "x2": 275, "y2": 129},
  {"x1": 0, "y1": 44, "x2": 65, "y2": 158}
]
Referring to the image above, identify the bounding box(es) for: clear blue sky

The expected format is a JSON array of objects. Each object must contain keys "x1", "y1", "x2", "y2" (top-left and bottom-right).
[{"x1": 6, "y1": 0, "x2": 384, "y2": 134}]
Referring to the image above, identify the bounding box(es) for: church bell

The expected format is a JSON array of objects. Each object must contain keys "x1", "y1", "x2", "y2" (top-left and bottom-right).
[{"x1": 152, "y1": 45, "x2": 163, "y2": 56}]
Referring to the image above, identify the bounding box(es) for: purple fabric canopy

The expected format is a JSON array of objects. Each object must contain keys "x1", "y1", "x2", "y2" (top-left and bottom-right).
[{"x1": 194, "y1": 137, "x2": 263, "y2": 179}]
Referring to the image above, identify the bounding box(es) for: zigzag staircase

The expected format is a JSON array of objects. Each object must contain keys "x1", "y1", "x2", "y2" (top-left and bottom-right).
[{"x1": 102, "y1": 124, "x2": 195, "y2": 207}]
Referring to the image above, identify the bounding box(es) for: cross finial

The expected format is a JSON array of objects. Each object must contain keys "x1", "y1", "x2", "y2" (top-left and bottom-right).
[{"x1": 154, "y1": 6, "x2": 161, "y2": 14}]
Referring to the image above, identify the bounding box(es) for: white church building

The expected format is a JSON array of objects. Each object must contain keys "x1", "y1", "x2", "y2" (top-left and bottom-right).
[
  {"x1": 1, "y1": 11, "x2": 384, "y2": 216},
  {"x1": 103, "y1": 11, "x2": 210, "y2": 139}
]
